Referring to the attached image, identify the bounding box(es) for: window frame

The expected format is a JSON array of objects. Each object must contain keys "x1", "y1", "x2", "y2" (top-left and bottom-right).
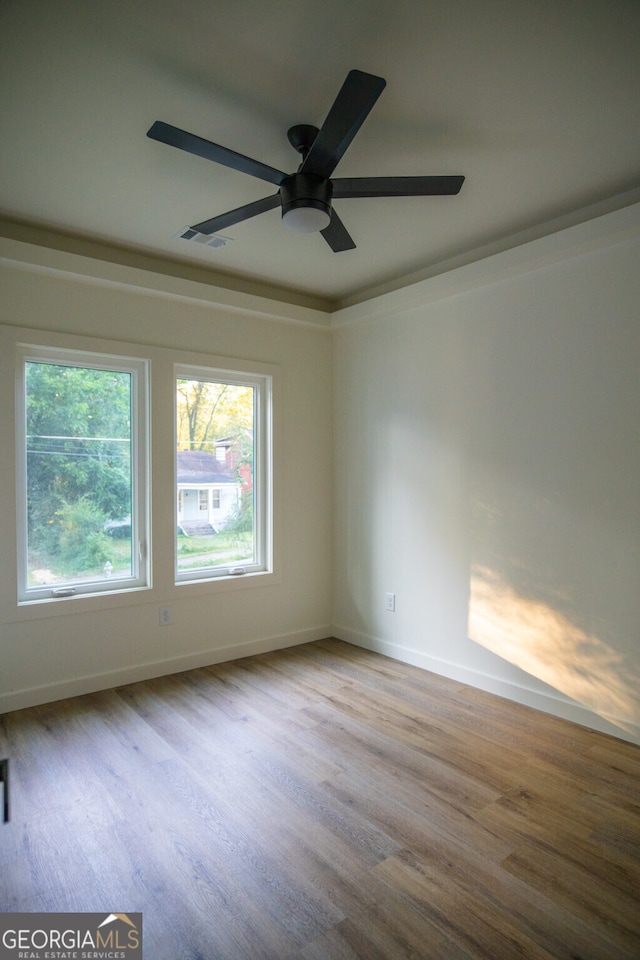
[
  {"x1": 15, "y1": 343, "x2": 151, "y2": 604},
  {"x1": 1, "y1": 324, "x2": 279, "y2": 623},
  {"x1": 174, "y1": 362, "x2": 273, "y2": 584}
]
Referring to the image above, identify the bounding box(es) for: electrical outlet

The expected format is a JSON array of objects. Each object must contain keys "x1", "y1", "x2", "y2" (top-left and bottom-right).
[
  {"x1": 159, "y1": 606, "x2": 171, "y2": 626},
  {"x1": 385, "y1": 592, "x2": 396, "y2": 612}
]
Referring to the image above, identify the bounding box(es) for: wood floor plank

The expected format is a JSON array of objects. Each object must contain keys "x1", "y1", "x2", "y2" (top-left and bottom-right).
[
  {"x1": 301, "y1": 697, "x2": 508, "y2": 809},
  {"x1": 375, "y1": 852, "x2": 558, "y2": 960},
  {"x1": 500, "y1": 840, "x2": 640, "y2": 955},
  {"x1": 303, "y1": 876, "x2": 481, "y2": 960},
  {"x1": 319, "y1": 771, "x2": 625, "y2": 960},
  {"x1": 479, "y1": 783, "x2": 640, "y2": 890},
  {"x1": 1, "y1": 638, "x2": 638, "y2": 960}
]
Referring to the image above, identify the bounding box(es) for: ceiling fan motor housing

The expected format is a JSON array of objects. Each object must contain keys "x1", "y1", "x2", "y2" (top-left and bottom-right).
[{"x1": 280, "y1": 173, "x2": 333, "y2": 231}]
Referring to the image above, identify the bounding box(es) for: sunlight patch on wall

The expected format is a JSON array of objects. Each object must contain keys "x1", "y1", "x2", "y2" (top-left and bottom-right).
[{"x1": 468, "y1": 564, "x2": 640, "y2": 734}]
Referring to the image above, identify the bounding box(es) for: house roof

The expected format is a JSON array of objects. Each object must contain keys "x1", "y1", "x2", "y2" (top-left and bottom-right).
[{"x1": 176, "y1": 450, "x2": 237, "y2": 485}]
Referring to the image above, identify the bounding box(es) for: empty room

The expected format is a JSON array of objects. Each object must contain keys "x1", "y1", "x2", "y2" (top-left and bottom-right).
[{"x1": 1, "y1": 1, "x2": 639, "y2": 958}]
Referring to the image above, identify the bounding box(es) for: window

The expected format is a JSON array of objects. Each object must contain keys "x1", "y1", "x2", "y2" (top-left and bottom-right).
[
  {"x1": 16, "y1": 344, "x2": 149, "y2": 603},
  {"x1": 175, "y1": 365, "x2": 271, "y2": 581},
  {"x1": 5, "y1": 325, "x2": 276, "y2": 613}
]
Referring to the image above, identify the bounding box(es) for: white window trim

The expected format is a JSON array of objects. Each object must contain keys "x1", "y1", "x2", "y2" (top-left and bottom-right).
[
  {"x1": 15, "y1": 343, "x2": 151, "y2": 604},
  {"x1": 174, "y1": 363, "x2": 273, "y2": 584}
]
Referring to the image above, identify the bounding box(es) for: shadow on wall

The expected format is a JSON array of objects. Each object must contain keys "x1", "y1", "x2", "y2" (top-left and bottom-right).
[{"x1": 469, "y1": 563, "x2": 640, "y2": 737}]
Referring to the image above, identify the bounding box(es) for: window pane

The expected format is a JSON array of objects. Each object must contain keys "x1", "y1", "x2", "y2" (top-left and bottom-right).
[
  {"x1": 24, "y1": 360, "x2": 135, "y2": 592},
  {"x1": 176, "y1": 375, "x2": 257, "y2": 576}
]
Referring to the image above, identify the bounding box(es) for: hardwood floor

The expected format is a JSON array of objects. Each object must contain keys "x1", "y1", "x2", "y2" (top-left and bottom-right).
[{"x1": 1, "y1": 638, "x2": 639, "y2": 959}]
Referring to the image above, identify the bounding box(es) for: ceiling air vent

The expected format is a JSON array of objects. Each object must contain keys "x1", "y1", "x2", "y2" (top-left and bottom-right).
[{"x1": 176, "y1": 227, "x2": 232, "y2": 249}]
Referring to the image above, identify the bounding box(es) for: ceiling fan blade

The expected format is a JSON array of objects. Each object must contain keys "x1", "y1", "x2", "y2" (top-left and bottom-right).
[
  {"x1": 320, "y1": 209, "x2": 356, "y2": 252},
  {"x1": 332, "y1": 175, "x2": 465, "y2": 198},
  {"x1": 147, "y1": 121, "x2": 286, "y2": 186},
  {"x1": 300, "y1": 70, "x2": 386, "y2": 180},
  {"x1": 192, "y1": 194, "x2": 281, "y2": 234}
]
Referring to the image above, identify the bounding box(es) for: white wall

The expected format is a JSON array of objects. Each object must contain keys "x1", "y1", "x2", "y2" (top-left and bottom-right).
[
  {"x1": 0, "y1": 241, "x2": 334, "y2": 711},
  {"x1": 332, "y1": 204, "x2": 640, "y2": 745}
]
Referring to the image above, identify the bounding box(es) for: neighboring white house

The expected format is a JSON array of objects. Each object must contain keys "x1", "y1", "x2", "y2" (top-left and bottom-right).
[{"x1": 176, "y1": 449, "x2": 240, "y2": 534}]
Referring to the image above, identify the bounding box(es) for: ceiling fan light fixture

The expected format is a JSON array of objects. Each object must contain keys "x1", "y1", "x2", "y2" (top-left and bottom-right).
[
  {"x1": 280, "y1": 173, "x2": 333, "y2": 233},
  {"x1": 282, "y1": 202, "x2": 331, "y2": 233}
]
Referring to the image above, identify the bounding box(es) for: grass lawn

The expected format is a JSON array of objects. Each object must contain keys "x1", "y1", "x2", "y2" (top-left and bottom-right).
[
  {"x1": 177, "y1": 530, "x2": 253, "y2": 568},
  {"x1": 28, "y1": 530, "x2": 254, "y2": 585}
]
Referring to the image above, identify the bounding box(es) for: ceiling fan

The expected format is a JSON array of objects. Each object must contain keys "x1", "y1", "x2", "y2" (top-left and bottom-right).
[{"x1": 147, "y1": 69, "x2": 464, "y2": 252}]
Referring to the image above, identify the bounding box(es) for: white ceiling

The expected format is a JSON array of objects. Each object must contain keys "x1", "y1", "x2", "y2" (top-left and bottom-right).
[{"x1": 2, "y1": 0, "x2": 639, "y2": 309}]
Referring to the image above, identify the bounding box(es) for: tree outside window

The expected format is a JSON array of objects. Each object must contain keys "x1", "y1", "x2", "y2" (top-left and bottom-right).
[{"x1": 17, "y1": 347, "x2": 148, "y2": 601}]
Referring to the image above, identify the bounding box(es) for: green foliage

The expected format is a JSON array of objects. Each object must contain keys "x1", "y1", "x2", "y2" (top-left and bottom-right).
[
  {"x1": 55, "y1": 499, "x2": 112, "y2": 575},
  {"x1": 223, "y1": 491, "x2": 254, "y2": 535},
  {"x1": 25, "y1": 360, "x2": 133, "y2": 574},
  {"x1": 176, "y1": 378, "x2": 254, "y2": 453}
]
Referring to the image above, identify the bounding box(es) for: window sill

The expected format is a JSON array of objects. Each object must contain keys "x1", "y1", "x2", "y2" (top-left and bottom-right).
[{"x1": 2, "y1": 567, "x2": 280, "y2": 626}]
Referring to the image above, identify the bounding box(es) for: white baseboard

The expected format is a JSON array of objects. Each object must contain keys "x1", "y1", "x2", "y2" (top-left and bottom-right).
[
  {"x1": 0, "y1": 625, "x2": 332, "y2": 714},
  {"x1": 334, "y1": 624, "x2": 640, "y2": 747}
]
